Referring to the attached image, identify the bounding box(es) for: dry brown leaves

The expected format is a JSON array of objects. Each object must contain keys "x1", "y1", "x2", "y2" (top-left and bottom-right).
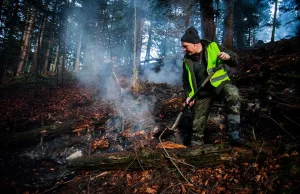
[
  {"x1": 92, "y1": 137, "x2": 109, "y2": 149},
  {"x1": 156, "y1": 141, "x2": 186, "y2": 149}
]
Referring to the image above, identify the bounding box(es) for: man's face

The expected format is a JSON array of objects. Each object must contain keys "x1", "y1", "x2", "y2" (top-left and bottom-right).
[{"x1": 181, "y1": 42, "x2": 196, "y2": 55}]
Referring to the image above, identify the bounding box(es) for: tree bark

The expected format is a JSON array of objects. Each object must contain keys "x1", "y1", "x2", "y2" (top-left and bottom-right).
[
  {"x1": 61, "y1": 0, "x2": 70, "y2": 84},
  {"x1": 31, "y1": 17, "x2": 45, "y2": 76},
  {"x1": 16, "y1": 6, "x2": 36, "y2": 76},
  {"x1": 1, "y1": 121, "x2": 75, "y2": 146},
  {"x1": 271, "y1": 0, "x2": 278, "y2": 43},
  {"x1": 67, "y1": 142, "x2": 273, "y2": 170},
  {"x1": 0, "y1": 0, "x2": 3, "y2": 35},
  {"x1": 184, "y1": 1, "x2": 194, "y2": 30},
  {"x1": 144, "y1": 23, "x2": 153, "y2": 66},
  {"x1": 43, "y1": 38, "x2": 53, "y2": 74},
  {"x1": 222, "y1": 0, "x2": 234, "y2": 49},
  {"x1": 199, "y1": 0, "x2": 215, "y2": 41},
  {"x1": 51, "y1": 45, "x2": 59, "y2": 73},
  {"x1": 74, "y1": 30, "x2": 82, "y2": 72},
  {"x1": 43, "y1": 0, "x2": 58, "y2": 74},
  {"x1": 131, "y1": 0, "x2": 146, "y2": 94}
]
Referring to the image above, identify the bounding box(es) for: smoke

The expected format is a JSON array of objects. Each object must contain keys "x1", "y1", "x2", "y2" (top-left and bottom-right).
[
  {"x1": 103, "y1": 79, "x2": 157, "y2": 133},
  {"x1": 141, "y1": 56, "x2": 182, "y2": 85}
]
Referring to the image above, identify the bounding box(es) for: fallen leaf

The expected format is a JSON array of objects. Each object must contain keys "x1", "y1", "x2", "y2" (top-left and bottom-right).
[
  {"x1": 180, "y1": 183, "x2": 187, "y2": 194},
  {"x1": 255, "y1": 175, "x2": 261, "y2": 182},
  {"x1": 40, "y1": 130, "x2": 48, "y2": 134},
  {"x1": 145, "y1": 187, "x2": 157, "y2": 194},
  {"x1": 291, "y1": 151, "x2": 298, "y2": 156},
  {"x1": 223, "y1": 173, "x2": 228, "y2": 179},
  {"x1": 273, "y1": 164, "x2": 280, "y2": 169},
  {"x1": 92, "y1": 137, "x2": 109, "y2": 149},
  {"x1": 126, "y1": 174, "x2": 133, "y2": 186},
  {"x1": 156, "y1": 141, "x2": 186, "y2": 149},
  {"x1": 204, "y1": 180, "x2": 209, "y2": 186}
]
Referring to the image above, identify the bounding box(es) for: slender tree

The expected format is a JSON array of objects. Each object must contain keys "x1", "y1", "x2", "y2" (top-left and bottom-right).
[
  {"x1": 131, "y1": 0, "x2": 146, "y2": 94},
  {"x1": 16, "y1": 6, "x2": 36, "y2": 76},
  {"x1": 74, "y1": 29, "x2": 82, "y2": 72},
  {"x1": 271, "y1": 0, "x2": 279, "y2": 42},
  {"x1": 223, "y1": 0, "x2": 235, "y2": 49},
  {"x1": 199, "y1": 0, "x2": 215, "y2": 41}
]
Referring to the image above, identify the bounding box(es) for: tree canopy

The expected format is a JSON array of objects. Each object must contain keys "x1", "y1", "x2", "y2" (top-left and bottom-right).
[{"x1": 0, "y1": 0, "x2": 299, "y2": 82}]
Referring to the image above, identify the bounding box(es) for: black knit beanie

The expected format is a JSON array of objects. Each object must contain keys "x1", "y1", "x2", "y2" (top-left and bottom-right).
[{"x1": 181, "y1": 27, "x2": 201, "y2": 44}]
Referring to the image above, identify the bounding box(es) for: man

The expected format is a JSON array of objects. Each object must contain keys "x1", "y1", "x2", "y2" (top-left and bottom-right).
[{"x1": 180, "y1": 26, "x2": 245, "y2": 145}]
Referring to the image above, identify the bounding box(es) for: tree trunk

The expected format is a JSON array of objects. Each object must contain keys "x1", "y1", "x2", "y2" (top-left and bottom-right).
[
  {"x1": 135, "y1": 4, "x2": 145, "y2": 67},
  {"x1": 131, "y1": 0, "x2": 138, "y2": 93},
  {"x1": 43, "y1": 0, "x2": 58, "y2": 74},
  {"x1": 0, "y1": 0, "x2": 3, "y2": 36},
  {"x1": 131, "y1": 0, "x2": 146, "y2": 94},
  {"x1": 236, "y1": 31, "x2": 245, "y2": 49},
  {"x1": 43, "y1": 38, "x2": 52, "y2": 74},
  {"x1": 144, "y1": 23, "x2": 153, "y2": 66},
  {"x1": 51, "y1": 45, "x2": 59, "y2": 73},
  {"x1": 61, "y1": 1, "x2": 70, "y2": 84},
  {"x1": 67, "y1": 142, "x2": 274, "y2": 170},
  {"x1": 199, "y1": 0, "x2": 215, "y2": 41},
  {"x1": 31, "y1": 17, "x2": 45, "y2": 76},
  {"x1": 16, "y1": 6, "x2": 36, "y2": 76},
  {"x1": 222, "y1": 0, "x2": 234, "y2": 49},
  {"x1": 74, "y1": 30, "x2": 82, "y2": 72},
  {"x1": 0, "y1": 0, "x2": 5, "y2": 82},
  {"x1": 1, "y1": 121, "x2": 77, "y2": 146},
  {"x1": 271, "y1": 0, "x2": 278, "y2": 43},
  {"x1": 184, "y1": 1, "x2": 194, "y2": 30}
]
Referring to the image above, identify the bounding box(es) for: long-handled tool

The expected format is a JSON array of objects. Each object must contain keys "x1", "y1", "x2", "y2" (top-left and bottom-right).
[{"x1": 169, "y1": 58, "x2": 224, "y2": 131}]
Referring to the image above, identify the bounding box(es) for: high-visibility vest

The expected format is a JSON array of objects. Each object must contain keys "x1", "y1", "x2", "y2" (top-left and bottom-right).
[{"x1": 184, "y1": 42, "x2": 230, "y2": 98}]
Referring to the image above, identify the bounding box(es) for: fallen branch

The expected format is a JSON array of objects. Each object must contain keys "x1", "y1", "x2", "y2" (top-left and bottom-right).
[
  {"x1": 67, "y1": 142, "x2": 274, "y2": 170},
  {"x1": 268, "y1": 115, "x2": 300, "y2": 147},
  {"x1": 159, "y1": 127, "x2": 190, "y2": 183}
]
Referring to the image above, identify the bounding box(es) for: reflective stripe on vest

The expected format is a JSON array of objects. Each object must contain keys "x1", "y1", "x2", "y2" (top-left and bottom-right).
[
  {"x1": 184, "y1": 42, "x2": 231, "y2": 97},
  {"x1": 206, "y1": 42, "x2": 230, "y2": 87},
  {"x1": 184, "y1": 61, "x2": 195, "y2": 98}
]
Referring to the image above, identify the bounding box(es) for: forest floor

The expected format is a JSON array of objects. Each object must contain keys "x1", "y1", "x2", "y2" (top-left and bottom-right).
[{"x1": 1, "y1": 37, "x2": 300, "y2": 194}]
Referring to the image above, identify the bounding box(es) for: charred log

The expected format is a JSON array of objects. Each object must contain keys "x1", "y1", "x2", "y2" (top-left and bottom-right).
[
  {"x1": 1, "y1": 119, "x2": 107, "y2": 147},
  {"x1": 67, "y1": 142, "x2": 273, "y2": 170}
]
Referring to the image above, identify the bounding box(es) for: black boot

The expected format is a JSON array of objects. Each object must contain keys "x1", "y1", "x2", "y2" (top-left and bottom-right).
[{"x1": 228, "y1": 123, "x2": 245, "y2": 145}]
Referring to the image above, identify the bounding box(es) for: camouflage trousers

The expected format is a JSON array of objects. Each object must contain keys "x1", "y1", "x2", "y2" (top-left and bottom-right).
[{"x1": 192, "y1": 83, "x2": 241, "y2": 141}]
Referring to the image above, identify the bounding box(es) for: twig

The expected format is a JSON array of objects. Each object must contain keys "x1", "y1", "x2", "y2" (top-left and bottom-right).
[
  {"x1": 133, "y1": 147, "x2": 145, "y2": 171},
  {"x1": 89, "y1": 171, "x2": 110, "y2": 181},
  {"x1": 265, "y1": 99, "x2": 300, "y2": 109},
  {"x1": 265, "y1": 175, "x2": 278, "y2": 194},
  {"x1": 268, "y1": 115, "x2": 300, "y2": 147},
  {"x1": 283, "y1": 114, "x2": 300, "y2": 128},
  {"x1": 40, "y1": 177, "x2": 79, "y2": 194},
  {"x1": 125, "y1": 157, "x2": 136, "y2": 171},
  {"x1": 159, "y1": 127, "x2": 190, "y2": 184},
  {"x1": 252, "y1": 127, "x2": 257, "y2": 141},
  {"x1": 88, "y1": 129, "x2": 95, "y2": 155},
  {"x1": 165, "y1": 155, "x2": 195, "y2": 168},
  {"x1": 124, "y1": 143, "x2": 145, "y2": 171},
  {"x1": 243, "y1": 139, "x2": 264, "y2": 176},
  {"x1": 229, "y1": 148, "x2": 234, "y2": 166},
  {"x1": 267, "y1": 90, "x2": 292, "y2": 104}
]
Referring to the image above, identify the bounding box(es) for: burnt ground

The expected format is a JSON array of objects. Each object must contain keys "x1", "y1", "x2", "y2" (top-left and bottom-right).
[{"x1": 0, "y1": 37, "x2": 300, "y2": 194}]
